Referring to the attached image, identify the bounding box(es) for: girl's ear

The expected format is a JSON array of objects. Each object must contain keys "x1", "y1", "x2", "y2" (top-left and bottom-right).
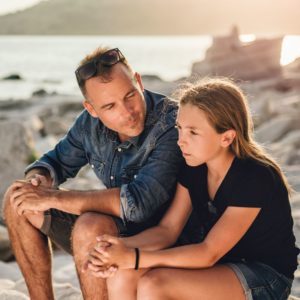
[
  {"x1": 221, "y1": 129, "x2": 236, "y2": 148},
  {"x1": 83, "y1": 100, "x2": 98, "y2": 118}
]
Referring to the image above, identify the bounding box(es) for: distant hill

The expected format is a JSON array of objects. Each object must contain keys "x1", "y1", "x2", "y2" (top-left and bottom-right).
[{"x1": 0, "y1": 0, "x2": 300, "y2": 35}]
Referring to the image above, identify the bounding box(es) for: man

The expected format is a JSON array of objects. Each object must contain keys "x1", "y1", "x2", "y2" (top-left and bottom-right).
[{"x1": 3, "y1": 47, "x2": 182, "y2": 300}]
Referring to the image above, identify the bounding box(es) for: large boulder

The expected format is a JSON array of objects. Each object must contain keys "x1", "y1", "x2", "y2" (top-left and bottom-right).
[
  {"x1": 255, "y1": 115, "x2": 295, "y2": 144},
  {"x1": 0, "y1": 121, "x2": 34, "y2": 222}
]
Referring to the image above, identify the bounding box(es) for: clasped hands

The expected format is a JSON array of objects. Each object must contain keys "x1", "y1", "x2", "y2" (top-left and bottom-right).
[
  {"x1": 83, "y1": 235, "x2": 136, "y2": 278},
  {"x1": 7, "y1": 174, "x2": 56, "y2": 216}
]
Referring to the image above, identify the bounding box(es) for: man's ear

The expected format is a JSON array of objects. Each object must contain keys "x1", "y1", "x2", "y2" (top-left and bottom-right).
[
  {"x1": 221, "y1": 129, "x2": 236, "y2": 148},
  {"x1": 134, "y1": 72, "x2": 144, "y2": 92},
  {"x1": 83, "y1": 100, "x2": 98, "y2": 118}
]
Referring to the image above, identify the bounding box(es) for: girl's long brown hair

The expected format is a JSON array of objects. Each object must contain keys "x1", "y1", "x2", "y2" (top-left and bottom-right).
[{"x1": 177, "y1": 78, "x2": 292, "y2": 195}]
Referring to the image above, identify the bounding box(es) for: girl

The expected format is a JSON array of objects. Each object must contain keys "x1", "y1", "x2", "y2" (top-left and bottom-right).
[{"x1": 86, "y1": 78, "x2": 299, "y2": 300}]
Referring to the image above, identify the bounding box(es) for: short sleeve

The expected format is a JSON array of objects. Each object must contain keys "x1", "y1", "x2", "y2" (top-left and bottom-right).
[{"x1": 227, "y1": 166, "x2": 274, "y2": 208}]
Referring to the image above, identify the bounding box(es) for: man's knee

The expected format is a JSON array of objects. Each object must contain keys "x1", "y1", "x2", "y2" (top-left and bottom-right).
[
  {"x1": 72, "y1": 212, "x2": 118, "y2": 245},
  {"x1": 2, "y1": 188, "x2": 44, "y2": 230}
]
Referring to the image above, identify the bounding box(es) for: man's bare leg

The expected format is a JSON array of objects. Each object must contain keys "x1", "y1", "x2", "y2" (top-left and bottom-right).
[
  {"x1": 72, "y1": 212, "x2": 118, "y2": 300},
  {"x1": 3, "y1": 192, "x2": 54, "y2": 300}
]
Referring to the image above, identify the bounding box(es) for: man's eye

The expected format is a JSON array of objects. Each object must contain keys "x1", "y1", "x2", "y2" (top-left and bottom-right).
[
  {"x1": 105, "y1": 105, "x2": 114, "y2": 110},
  {"x1": 127, "y1": 91, "x2": 135, "y2": 98},
  {"x1": 190, "y1": 131, "x2": 198, "y2": 135}
]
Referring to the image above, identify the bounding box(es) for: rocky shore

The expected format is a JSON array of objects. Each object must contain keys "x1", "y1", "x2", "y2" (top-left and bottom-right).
[{"x1": 1, "y1": 65, "x2": 300, "y2": 298}]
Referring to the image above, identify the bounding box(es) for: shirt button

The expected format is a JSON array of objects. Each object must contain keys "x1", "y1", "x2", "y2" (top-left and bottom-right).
[
  {"x1": 91, "y1": 164, "x2": 94, "y2": 169},
  {"x1": 110, "y1": 176, "x2": 114, "y2": 180},
  {"x1": 117, "y1": 148, "x2": 122, "y2": 152},
  {"x1": 134, "y1": 175, "x2": 137, "y2": 179}
]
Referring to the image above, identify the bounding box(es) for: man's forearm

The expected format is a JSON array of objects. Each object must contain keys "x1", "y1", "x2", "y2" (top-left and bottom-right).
[{"x1": 50, "y1": 188, "x2": 121, "y2": 217}]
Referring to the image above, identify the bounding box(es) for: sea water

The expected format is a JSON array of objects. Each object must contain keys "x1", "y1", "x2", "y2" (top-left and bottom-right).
[{"x1": 0, "y1": 35, "x2": 299, "y2": 100}]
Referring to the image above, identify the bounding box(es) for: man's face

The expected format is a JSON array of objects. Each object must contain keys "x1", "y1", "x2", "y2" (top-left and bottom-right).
[{"x1": 83, "y1": 64, "x2": 146, "y2": 142}]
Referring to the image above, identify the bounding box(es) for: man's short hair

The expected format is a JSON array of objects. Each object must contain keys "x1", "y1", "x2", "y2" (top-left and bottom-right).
[{"x1": 77, "y1": 47, "x2": 132, "y2": 96}]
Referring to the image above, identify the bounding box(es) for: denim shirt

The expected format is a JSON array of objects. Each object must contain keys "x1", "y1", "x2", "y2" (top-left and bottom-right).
[{"x1": 25, "y1": 90, "x2": 183, "y2": 225}]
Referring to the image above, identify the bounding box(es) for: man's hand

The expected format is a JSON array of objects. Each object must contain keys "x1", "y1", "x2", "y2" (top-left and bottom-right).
[
  {"x1": 25, "y1": 173, "x2": 52, "y2": 188},
  {"x1": 9, "y1": 181, "x2": 58, "y2": 216}
]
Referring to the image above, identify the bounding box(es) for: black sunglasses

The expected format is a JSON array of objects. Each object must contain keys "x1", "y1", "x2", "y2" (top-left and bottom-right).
[{"x1": 75, "y1": 48, "x2": 125, "y2": 86}]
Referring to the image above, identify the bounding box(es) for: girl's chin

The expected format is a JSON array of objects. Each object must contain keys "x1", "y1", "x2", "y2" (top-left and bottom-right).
[{"x1": 184, "y1": 157, "x2": 203, "y2": 167}]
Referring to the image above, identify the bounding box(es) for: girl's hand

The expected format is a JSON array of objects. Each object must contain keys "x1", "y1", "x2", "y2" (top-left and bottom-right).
[{"x1": 93, "y1": 234, "x2": 136, "y2": 270}]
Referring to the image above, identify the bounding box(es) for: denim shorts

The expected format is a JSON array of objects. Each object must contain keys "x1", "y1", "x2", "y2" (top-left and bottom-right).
[{"x1": 226, "y1": 261, "x2": 293, "y2": 300}]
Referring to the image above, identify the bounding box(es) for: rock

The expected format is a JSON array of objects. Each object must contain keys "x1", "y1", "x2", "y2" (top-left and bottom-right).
[
  {"x1": 141, "y1": 74, "x2": 163, "y2": 81},
  {"x1": 0, "y1": 100, "x2": 29, "y2": 112},
  {"x1": 56, "y1": 103, "x2": 83, "y2": 117},
  {"x1": 0, "y1": 262, "x2": 22, "y2": 281},
  {"x1": 284, "y1": 57, "x2": 300, "y2": 73},
  {"x1": 32, "y1": 88, "x2": 48, "y2": 97},
  {"x1": 255, "y1": 115, "x2": 295, "y2": 144},
  {"x1": 2, "y1": 74, "x2": 23, "y2": 81},
  {"x1": 0, "y1": 288, "x2": 29, "y2": 300},
  {"x1": 0, "y1": 121, "x2": 34, "y2": 222},
  {"x1": 34, "y1": 135, "x2": 58, "y2": 156},
  {"x1": 0, "y1": 226, "x2": 13, "y2": 262},
  {"x1": 191, "y1": 26, "x2": 283, "y2": 80},
  {"x1": 43, "y1": 117, "x2": 69, "y2": 136},
  {"x1": 280, "y1": 129, "x2": 300, "y2": 148},
  {"x1": 285, "y1": 165, "x2": 300, "y2": 193}
]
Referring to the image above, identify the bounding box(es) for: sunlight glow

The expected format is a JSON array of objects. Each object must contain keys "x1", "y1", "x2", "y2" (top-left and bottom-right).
[
  {"x1": 0, "y1": 0, "x2": 43, "y2": 16},
  {"x1": 281, "y1": 36, "x2": 300, "y2": 65},
  {"x1": 240, "y1": 34, "x2": 256, "y2": 43},
  {"x1": 240, "y1": 35, "x2": 300, "y2": 66}
]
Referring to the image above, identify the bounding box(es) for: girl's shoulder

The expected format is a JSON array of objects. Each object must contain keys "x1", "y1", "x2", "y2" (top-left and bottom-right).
[{"x1": 232, "y1": 157, "x2": 280, "y2": 186}]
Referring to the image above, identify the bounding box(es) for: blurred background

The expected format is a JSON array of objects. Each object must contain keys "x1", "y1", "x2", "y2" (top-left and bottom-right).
[{"x1": 1, "y1": 1, "x2": 300, "y2": 299}]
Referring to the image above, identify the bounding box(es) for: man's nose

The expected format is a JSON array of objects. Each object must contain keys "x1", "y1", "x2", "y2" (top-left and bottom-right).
[{"x1": 121, "y1": 103, "x2": 134, "y2": 117}]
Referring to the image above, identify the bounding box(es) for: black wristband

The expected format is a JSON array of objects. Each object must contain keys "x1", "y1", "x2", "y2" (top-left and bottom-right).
[{"x1": 134, "y1": 248, "x2": 140, "y2": 270}]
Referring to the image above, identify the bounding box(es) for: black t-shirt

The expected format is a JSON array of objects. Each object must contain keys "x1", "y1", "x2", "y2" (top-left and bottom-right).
[{"x1": 178, "y1": 157, "x2": 299, "y2": 279}]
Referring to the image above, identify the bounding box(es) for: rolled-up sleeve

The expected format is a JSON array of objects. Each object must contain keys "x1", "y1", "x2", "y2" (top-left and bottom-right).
[
  {"x1": 119, "y1": 126, "x2": 182, "y2": 223},
  {"x1": 25, "y1": 113, "x2": 88, "y2": 187}
]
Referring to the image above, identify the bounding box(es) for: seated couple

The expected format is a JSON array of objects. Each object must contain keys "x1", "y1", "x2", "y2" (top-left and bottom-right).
[{"x1": 3, "y1": 47, "x2": 299, "y2": 300}]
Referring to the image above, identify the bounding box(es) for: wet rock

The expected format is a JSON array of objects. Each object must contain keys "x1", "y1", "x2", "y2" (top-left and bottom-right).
[
  {"x1": 2, "y1": 74, "x2": 23, "y2": 81},
  {"x1": 32, "y1": 88, "x2": 48, "y2": 97}
]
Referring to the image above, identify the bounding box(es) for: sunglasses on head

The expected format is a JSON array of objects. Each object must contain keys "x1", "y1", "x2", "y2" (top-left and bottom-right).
[{"x1": 75, "y1": 48, "x2": 125, "y2": 86}]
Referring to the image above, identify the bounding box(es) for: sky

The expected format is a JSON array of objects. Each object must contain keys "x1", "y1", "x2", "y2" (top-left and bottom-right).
[{"x1": 0, "y1": 0, "x2": 42, "y2": 15}]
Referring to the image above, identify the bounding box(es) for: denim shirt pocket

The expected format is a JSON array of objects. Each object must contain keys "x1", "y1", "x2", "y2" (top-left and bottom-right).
[
  {"x1": 121, "y1": 165, "x2": 140, "y2": 184},
  {"x1": 86, "y1": 154, "x2": 106, "y2": 178}
]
